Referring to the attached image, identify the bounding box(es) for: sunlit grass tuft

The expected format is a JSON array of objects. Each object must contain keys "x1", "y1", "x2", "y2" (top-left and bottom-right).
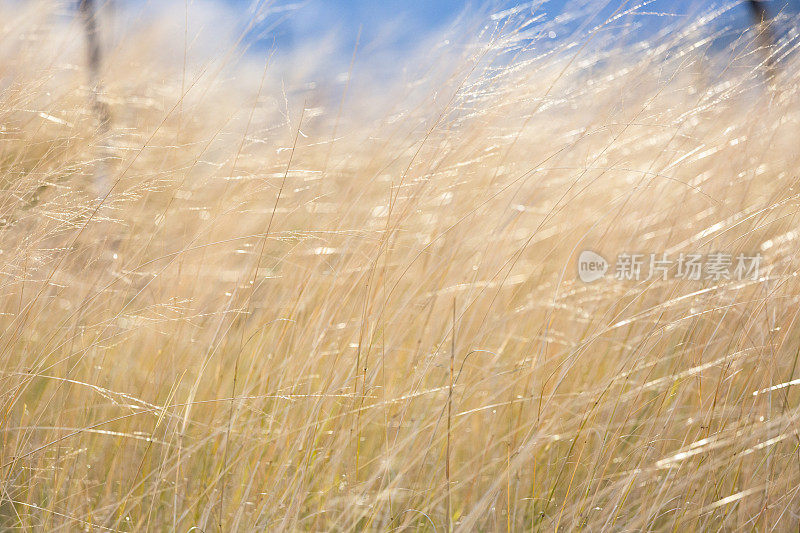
[{"x1": 2, "y1": 1, "x2": 800, "y2": 530}]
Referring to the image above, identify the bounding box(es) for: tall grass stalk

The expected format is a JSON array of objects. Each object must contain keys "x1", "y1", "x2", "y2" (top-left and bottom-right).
[{"x1": 1, "y1": 0, "x2": 800, "y2": 530}]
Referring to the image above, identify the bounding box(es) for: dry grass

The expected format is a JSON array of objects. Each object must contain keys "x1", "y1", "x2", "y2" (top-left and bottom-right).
[{"x1": 2, "y1": 1, "x2": 800, "y2": 530}]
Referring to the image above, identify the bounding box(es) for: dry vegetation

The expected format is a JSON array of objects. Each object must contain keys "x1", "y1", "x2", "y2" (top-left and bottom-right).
[{"x1": 2, "y1": 0, "x2": 800, "y2": 530}]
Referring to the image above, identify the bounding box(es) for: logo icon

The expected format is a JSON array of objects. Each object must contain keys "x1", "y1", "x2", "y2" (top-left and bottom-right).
[{"x1": 578, "y1": 250, "x2": 608, "y2": 283}]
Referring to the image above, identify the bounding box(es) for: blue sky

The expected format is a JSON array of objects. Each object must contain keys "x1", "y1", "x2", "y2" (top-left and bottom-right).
[
  {"x1": 216, "y1": 0, "x2": 799, "y2": 59},
  {"x1": 239, "y1": 0, "x2": 518, "y2": 52},
  {"x1": 229, "y1": 1, "x2": 637, "y2": 51},
  {"x1": 114, "y1": 0, "x2": 799, "y2": 76}
]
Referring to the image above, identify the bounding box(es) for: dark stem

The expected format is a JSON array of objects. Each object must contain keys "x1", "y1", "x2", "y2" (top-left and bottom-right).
[
  {"x1": 79, "y1": 0, "x2": 111, "y2": 129},
  {"x1": 747, "y1": 0, "x2": 777, "y2": 82}
]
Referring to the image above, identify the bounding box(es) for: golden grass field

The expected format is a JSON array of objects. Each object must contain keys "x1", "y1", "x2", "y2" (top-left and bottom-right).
[{"x1": 2, "y1": 1, "x2": 800, "y2": 530}]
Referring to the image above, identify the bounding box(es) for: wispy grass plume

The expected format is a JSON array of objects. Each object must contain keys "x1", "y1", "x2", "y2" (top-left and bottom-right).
[{"x1": 1, "y1": 0, "x2": 800, "y2": 530}]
